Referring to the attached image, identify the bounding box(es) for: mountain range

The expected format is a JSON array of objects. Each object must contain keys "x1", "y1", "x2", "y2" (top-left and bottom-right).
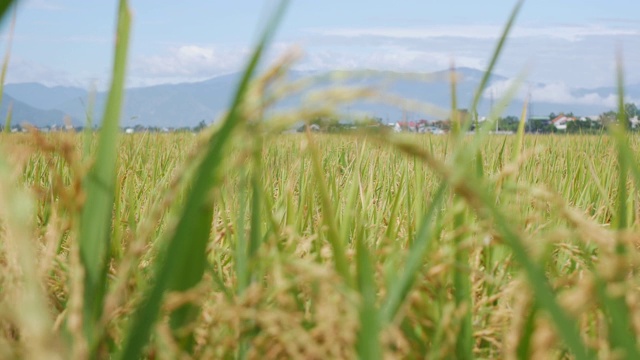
[{"x1": 1, "y1": 68, "x2": 634, "y2": 128}]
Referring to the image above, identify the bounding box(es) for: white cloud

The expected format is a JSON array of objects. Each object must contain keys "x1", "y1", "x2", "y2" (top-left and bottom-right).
[
  {"x1": 25, "y1": 0, "x2": 65, "y2": 11},
  {"x1": 295, "y1": 46, "x2": 483, "y2": 73},
  {"x1": 310, "y1": 24, "x2": 640, "y2": 42},
  {"x1": 485, "y1": 79, "x2": 625, "y2": 107},
  {"x1": 297, "y1": 22, "x2": 640, "y2": 88},
  {"x1": 9, "y1": 19, "x2": 639, "y2": 91},
  {"x1": 127, "y1": 23, "x2": 632, "y2": 81},
  {"x1": 130, "y1": 42, "x2": 475, "y2": 85},
  {"x1": 131, "y1": 45, "x2": 250, "y2": 81},
  {"x1": 5, "y1": 57, "x2": 83, "y2": 87}
]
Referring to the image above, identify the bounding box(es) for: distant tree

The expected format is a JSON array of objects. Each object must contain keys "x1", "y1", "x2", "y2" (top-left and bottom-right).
[
  {"x1": 625, "y1": 103, "x2": 640, "y2": 130},
  {"x1": 625, "y1": 103, "x2": 638, "y2": 118},
  {"x1": 497, "y1": 116, "x2": 519, "y2": 132},
  {"x1": 567, "y1": 121, "x2": 580, "y2": 133},
  {"x1": 592, "y1": 104, "x2": 636, "y2": 130},
  {"x1": 308, "y1": 116, "x2": 340, "y2": 132},
  {"x1": 599, "y1": 110, "x2": 618, "y2": 127},
  {"x1": 355, "y1": 116, "x2": 382, "y2": 126},
  {"x1": 567, "y1": 118, "x2": 603, "y2": 134},
  {"x1": 434, "y1": 120, "x2": 451, "y2": 131},
  {"x1": 371, "y1": 116, "x2": 383, "y2": 125},
  {"x1": 193, "y1": 120, "x2": 207, "y2": 132},
  {"x1": 549, "y1": 112, "x2": 557, "y2": 120},
  {"x1": 528, "y1": 118, "x2": 556, "y2": 133}
]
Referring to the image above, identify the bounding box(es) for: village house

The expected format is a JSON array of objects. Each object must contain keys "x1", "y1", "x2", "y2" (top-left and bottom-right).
[{"x1": 551, "y1": 114, "x2": 577, "y2": 131}]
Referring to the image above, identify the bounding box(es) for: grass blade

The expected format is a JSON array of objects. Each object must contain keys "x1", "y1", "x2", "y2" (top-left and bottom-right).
[
  {"x1": 0, "y1": 153, "x2": 54, "y2": 358},
  {"x1": 451, "y1": 44, "x2": 475, "y2": 358},
  {"x1": 594, "y1": 279, "x2": 639, "y2": 358},
  {"x1": 305, "y1": 130, "x2": 351, "y2": 285},
  {"x1": 594, "y1": 54, "x2": 640, "y2": 359},
  {"x1": 82, "y1": 86, "x2": 97, "y2": 158},
  {"x1": 118, "y1": 2, "x2": 289, "y2": 358},
  {"x1": 386, "y1": 139, "x2": 593, "y2": 359},
  {"x1": 381, "y1": 183, "x2": 446, "y2": 323},
  {"x1": 3, "y1": 101, "x2": 12, "y2": 133},
  {"x1": 450, "y1": 64, "x2": 460, "y2": 137},
  {"x1": 0, "y1": 0, "x2": 17, "y2": 22},
  {"x1": 453, "y1": 203, "x2": 474, "y2": 360},
  {"x1": 516, "y1": 302, "x2": 537, "y2": 359},
  {"x1": 513, "y1": 97, "x2": 528, "y2": 163},
  {"x1": 355, "y1": 229, "x2": 381, "y2": 360},
  {"x1": 467, "y1": 185, "x2": 593, "y2": 359},
  {"x1": 77, "y1": 0, "x2": 131, "y2": 351},
  {"x1": 0, "y1": 4, "x2": 16, "y2": 134},
  {"x1": 466, "y1": 0, "x2": 524, "y2": 124},
  {"x1": 614, "y1": 53, "x2": 629, "y2": 231}
]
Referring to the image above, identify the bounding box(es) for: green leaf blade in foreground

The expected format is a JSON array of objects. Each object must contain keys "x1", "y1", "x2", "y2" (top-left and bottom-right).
[
  {"x1": 476, "y1": 188, "x2": 593, "y2": 360},
  {"x1": 3, "y1": 102, "x2": 12, "y2": 134},
  {"x1": 0, "y1": 6, "x2": 16, "y2": 134},
  {"x1": 381, "y1": 183, "x2": 446, "y2": 324},
  {"x1": 453, "y1": 205, "x2": 473, "y2": 360},
  {"x1": 467, "y1": 0, "x2": 523, "y2": 125},
  {"x1": 594, "y1": 58, "x2": 640, "y2": 359},
  {"x1": 386, "y1": 140, "x2": 592, "y2": 359},
  {"x1": 513, "y1": 98, "x2": 528, "y2": 163},
  {"x1": 305, "y1": 131, "x2": 351, "y2": 285},
  {"x1": 77, "y1": 0, "x2": 131, "y2": 349},
  {"x1": 0, "y1": 1, "x2": 17, "y2": 23},
  {"x1": 117, "y1": 2, "x2": 289, "y2": 358},
  {"x1": 356, "y1": 232, "x2": 381, "y2": 360}
]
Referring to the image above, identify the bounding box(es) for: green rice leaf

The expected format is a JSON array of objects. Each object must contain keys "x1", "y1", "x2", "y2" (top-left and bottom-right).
[
  {"x1": 466, "y1": 0, "x2": 524, "y2": 125},
  {"x1": 3, "y1": 101, "x2": 12, "y2": 133},
  {"x1": 355, "y1": 228, "x2": 381, "y2": 360},
  {"x1": 117, "y1": 2, "x2": 289, "y2": 358},
  {"x1": 0, "y1": 6, "x2": 16, "y2": 134},
  {"x1": 305, "y1": 130, "x2": 351, "y2": 285},
  {"x1": 78, "y1": 0, "x2": 131, "y2": 351},
  {"x1": 595, "y1": 55, "x2": 640, "y2": 359},
  {"x1": 381, "y1": 183, "x2": 446, "y2": 324},
  {"x1": 453, "y1": 202, "x2": 473, "y2": 360},
  {"x1": 513, "y1": 98, "x2": 528, "y2": 164}
]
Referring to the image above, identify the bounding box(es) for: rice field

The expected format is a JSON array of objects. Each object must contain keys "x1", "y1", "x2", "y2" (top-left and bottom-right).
[
  {"x1": 1, "y1": 130, "x2": 640, "y2": 359},
  {"x1": 2, "y1": 0, "x2": 640, "y2": 359}
]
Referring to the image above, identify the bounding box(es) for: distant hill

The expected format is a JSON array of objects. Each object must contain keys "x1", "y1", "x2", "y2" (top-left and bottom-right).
[
  {"x1": 6, "y1": 73, "x2": 241, "y2": 128},
  {"x1": 3, "y1": 68, "x2": 635, "y2": 127},
  {"x1": 4, "y1": 83, "x2": 87, "y2": 111},
  {"x1": 0, "y1": 94, "x2": 74, "y2": 128}
]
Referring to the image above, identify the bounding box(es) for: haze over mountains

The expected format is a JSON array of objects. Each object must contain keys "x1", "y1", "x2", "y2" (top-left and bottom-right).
[{"x1": 2, "y1": 68, "x2": 634, "y2": 128}]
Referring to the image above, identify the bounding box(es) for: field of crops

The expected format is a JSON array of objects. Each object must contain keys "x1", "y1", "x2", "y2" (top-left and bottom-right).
[
  {"x1": 3, "y1": 0, "x2": 640, "y2": 359},
  {"x1": 2, "y1": 129, "x2": 640, "y2": 359}
]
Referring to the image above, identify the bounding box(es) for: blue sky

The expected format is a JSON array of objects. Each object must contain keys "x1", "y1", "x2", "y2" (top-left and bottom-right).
[{"x1": 3, "y1": 0, "x2": 640, "y2": 102}]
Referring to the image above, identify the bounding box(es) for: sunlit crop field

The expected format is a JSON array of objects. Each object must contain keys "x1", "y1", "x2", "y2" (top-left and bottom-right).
[
  {"x1": 2, "y1": 0, "x2": 640, "y2": 358},
  {"x1": 2, "y1": 132, "x2": 640, "y2": 359}
]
